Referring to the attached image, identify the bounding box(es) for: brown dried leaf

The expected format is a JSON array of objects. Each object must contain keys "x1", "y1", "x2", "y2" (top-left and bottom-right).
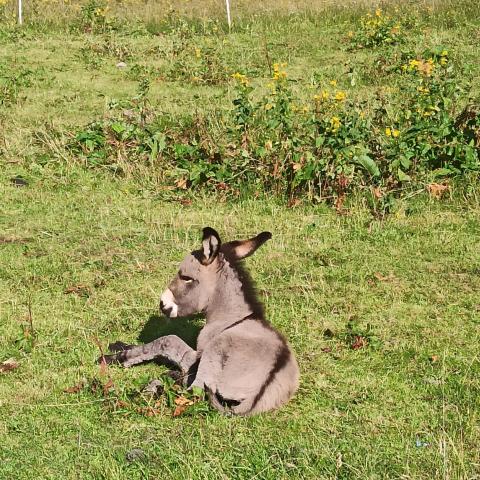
[
  {"x1": 372, "y1": 187, "x2": 383, "y2": 199},
  {"x1": 63, "y1": 380, "x2": 86, "y2": 394},
  {"x1": 427, "y1": 183, "x2": 449, "y2": 198},
  {"x1": 430, "y1": 355, "x2": 439, "y2": 363},
  {"x1": 374, "y1": 272, "x2": 397, "y2": 282},
  {"x1": 172, "y1": 404, "x2": 188, "y2": 417},
  {"x1": 137, "y1": 406, "x2": 160, "y2": 417},
  {"x1": 287, "y1": 198, "x2": 301, "y2": 208},
  {"x1": 335, "y1": 193, "x2": 345, "y2": 213},
  {"x1": 337, "y1": 174, "x2": 350, "y2": 190},
  {"x1": 103, "y1": 378, "x2": 115, "y2": 396},
  {"x1": 174, "y1": 395, "x2": 194, "y2": 407},
  {"x1": 175, "y1": 178, "x2": 188, "y2": 189},
  {"x1": 64, "y1": 284, "x2": 91, "y2": 296},
  {"x1": 0, "y1": 358, "x2": 19, "y2": 373},
  {"x1": 351, "y1": 335, "x2": 368, "y2": 350},
  {"x1": 98, "y1": 357, "x2": 108, "y2": 377}
]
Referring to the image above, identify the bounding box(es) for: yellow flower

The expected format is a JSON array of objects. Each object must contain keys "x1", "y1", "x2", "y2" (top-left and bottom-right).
[
  {"x1": 231, "y1": 72, "x2": 249, "y2": 86},
  {"x1": 385, "y1": 127, "x2": 392, "y2": 137},
  {"x1": 375, "y1": 8, "x2": 382, "y2": 17},
  {"x1": 441, "y1": 50, "x2": 448, "y2": 56},
  {"x1": 409, "y1": 59, "x2": 420, "y2": 70},
  {"x1": 330, "y1": 117, "x2": 341, "y2": 131},
  {"x1": 330, "y1": 80, "x2": 337, "y2": 87},
  {"x1": 392, "y1": 129, "x2": 400, "y2": 138},
  {"x1": 314, "y1": 90, "x2": 329, "y2": 102},
  {"x1": 272, "y1": 62, "x2": 287, "y2": 80},
  {"x1": 334, "y1": 91, "x2": 346, "y2": 101}
]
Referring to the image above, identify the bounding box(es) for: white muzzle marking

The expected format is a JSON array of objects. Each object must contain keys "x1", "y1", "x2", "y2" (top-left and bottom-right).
[{"x1": 160, "y1": 288, "x2": 178, "y2": 318}]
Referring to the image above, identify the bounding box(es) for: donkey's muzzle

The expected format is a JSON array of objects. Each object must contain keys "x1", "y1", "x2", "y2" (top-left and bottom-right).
[{"x1": 160, "y1": 289, "x2": 178, "y2": 318}]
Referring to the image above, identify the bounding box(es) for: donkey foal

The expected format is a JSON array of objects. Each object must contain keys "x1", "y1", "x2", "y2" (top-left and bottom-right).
[{"x1": 102, "y1": 227, "x2": 299, "y2": 416}]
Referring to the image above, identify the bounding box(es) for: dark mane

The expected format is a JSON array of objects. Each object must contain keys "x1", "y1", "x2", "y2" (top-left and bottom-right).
[{"x1": 221, "y1": 250, "x2": 266, "y2": 321}]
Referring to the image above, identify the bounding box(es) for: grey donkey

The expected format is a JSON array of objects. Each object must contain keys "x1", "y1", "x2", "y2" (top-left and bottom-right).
[{"x1": 101, "y1": 227, "x2": 299, "y2": 416}]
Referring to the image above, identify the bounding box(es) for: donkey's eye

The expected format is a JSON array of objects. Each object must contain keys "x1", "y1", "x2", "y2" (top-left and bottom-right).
[{"x1": 179, "y1": 273, "x2": 194, "y2": 283}]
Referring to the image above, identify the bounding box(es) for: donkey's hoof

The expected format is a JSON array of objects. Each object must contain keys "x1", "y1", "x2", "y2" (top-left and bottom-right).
[{"x1": 108, "y1": 341, "x2": 134, "y2": 353}]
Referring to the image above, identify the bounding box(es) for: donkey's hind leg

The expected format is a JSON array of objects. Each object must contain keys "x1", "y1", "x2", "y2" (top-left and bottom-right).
[{"x1": 101, "y1": 335, "x2": 197, "y2": 372}]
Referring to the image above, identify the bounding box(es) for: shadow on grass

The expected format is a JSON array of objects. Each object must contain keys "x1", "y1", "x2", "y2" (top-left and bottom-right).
[{"x1": 138, "y1": 313, "x2": 203, "y2": 349}]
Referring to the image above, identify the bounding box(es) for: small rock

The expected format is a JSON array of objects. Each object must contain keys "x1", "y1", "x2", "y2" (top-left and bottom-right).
[
  {"x1": 143, "y1": 379, "x2": 164, "y2": 397},
  {"x1": 415, "y1": 438, "x2": 429, "y2": 448},
  {"x1": 116, "y1": 61, "x2": 127, "y2": 68},
  {"x1": 126, "y1": 448, "x2": 147, "y2": 463},
  {"x1": 10, "y1": 176, "x2": 28, "y2": 187},
  {"x1": 122, "y1": 109, "x2": 134, "y2": 119}
]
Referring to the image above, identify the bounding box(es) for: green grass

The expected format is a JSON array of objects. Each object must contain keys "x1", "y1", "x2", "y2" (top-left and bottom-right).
[
  {"x1": 1, "y1": 166, "x2": 479, "y2": 479},
  {"x1": 1, "y1": 1, "x2": 480, "y2": 478}
]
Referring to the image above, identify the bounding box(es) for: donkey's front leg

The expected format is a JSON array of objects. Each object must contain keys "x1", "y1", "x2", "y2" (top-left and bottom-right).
[{"x1": 102, "y1": 335, "x2": 197, "y2": 371}]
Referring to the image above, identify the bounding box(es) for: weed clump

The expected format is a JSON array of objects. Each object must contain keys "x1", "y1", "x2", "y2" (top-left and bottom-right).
[
  {"x1": 69, "y1": 50, "x2": 479, "y2": 202},
  {"x1": 349, "y1": 8, "x2": 406, "y2": 49}
]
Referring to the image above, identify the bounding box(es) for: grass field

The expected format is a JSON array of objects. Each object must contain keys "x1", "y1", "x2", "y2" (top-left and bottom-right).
[{"x1": 1, "y1": 1, "x2": 480, "y2": 478}]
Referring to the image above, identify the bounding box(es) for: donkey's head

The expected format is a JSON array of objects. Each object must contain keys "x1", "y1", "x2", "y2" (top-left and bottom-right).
[{"x1": 160, "y1": 227, "x2": 271, "y2": 318}]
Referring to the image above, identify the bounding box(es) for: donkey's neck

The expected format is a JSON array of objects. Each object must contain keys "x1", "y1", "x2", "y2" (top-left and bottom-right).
[{"x1": 205, "y1": 260, "x2": 254, "y2": 324}]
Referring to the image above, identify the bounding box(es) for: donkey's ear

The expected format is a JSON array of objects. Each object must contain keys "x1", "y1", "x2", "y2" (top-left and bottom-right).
[
  {"x1": 201, "y1": 227, "x2": 221, "y2": 264},
  {"x1": 225, "y1": 231, "x2": 272, "y2": 260}
]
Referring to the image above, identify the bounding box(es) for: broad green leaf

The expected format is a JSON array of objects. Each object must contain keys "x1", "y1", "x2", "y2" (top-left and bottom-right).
[
  {"x1": 355, "y1": 154, "x2": 380, "y2": 177},
  {"x1": 397, "y1": 168, "x2": 411, "y2": 181}
]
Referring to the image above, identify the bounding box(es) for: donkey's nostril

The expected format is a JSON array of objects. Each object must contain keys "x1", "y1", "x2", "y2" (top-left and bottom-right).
[{"x1": 160, "y1": 301, "x2": 173, "y2": 316}]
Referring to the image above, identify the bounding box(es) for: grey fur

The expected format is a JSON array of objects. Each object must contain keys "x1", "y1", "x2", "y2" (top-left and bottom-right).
[{"x1": 103, "y1": 228, "x2": 299, "y2": 416}]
